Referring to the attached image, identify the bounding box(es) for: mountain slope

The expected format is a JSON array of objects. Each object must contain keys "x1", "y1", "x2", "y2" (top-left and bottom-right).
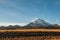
[{"x1": 25, "y1": 18, "x2": 52, "y2": 27}]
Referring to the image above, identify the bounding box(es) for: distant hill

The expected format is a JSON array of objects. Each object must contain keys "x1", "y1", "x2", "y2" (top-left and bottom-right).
[
  {"x1": 0, "y1": 18, "x2": 60, "y2": 29},
  {"x1": 24, "y1": 18, "x2": 53, "y2": 28},
  {"x1": 0, "y1": 25, "x2": 21, "y2": 29}
]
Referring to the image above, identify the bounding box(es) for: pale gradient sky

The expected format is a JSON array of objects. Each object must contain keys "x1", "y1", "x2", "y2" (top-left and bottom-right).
[{"x1": 0, "y1": 0, "x2": 60, "y2": 26}]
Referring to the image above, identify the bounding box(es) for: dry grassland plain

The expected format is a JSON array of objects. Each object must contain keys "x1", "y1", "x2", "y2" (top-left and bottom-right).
[
  {"x1": 0, "y1": 29, "x2": 60, "y2": 32},
  {"x1": 0, "y1": 29, "x2": 60, "y2": 40}
]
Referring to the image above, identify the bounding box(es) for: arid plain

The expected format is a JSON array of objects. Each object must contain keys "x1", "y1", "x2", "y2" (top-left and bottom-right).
[{"x1": 0, "y1": 29, "x2": 60, "y2": 40}]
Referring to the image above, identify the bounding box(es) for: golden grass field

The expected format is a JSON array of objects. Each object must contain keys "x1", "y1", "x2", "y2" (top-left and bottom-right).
[
  {"x1": 0, "y1": 29, "x2": 60, "y2": 33},
  {"x1": 0, "y1": 29, "x2": 60, "y2": 40}
]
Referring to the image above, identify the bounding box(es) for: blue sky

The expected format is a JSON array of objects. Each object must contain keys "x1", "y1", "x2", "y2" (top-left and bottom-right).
[{"x1": 0, "y1": 0, "x2": 60, "y2": 26}]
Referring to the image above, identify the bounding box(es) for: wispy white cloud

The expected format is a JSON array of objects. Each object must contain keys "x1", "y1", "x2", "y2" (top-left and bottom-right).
[
  {"x1": 55, "y1": 1, "x2": 60, "y2": 5},
  {"x1": 0, "y1": 0, "x2": 22, "y2": 17},
  {"x1": 0, "y1": 0, "x2": 17, "y2": 8},
  {"x1": 35, "y1": 0, "x2": 44, "y2": 4},
  {"x1": 0, "y1": 0, "x2": 23, "y2": 10},
  {"x1": 0, "y1": 22, "x2": 27, "y2": 26},
  {"x1": 0, "y1": 0, "x2": 23, "y2": 18},
  {"x1": 0, "y1": 9, "x2": 20, "y2": 17}
]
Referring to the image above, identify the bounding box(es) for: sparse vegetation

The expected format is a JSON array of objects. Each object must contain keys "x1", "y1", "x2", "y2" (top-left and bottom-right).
[
  {"x1": 0, "y1": 25, "x2": 60, "y2": 40},
  {"x1": 0, "y1": 32, "x2": 60, "y2": 40}
]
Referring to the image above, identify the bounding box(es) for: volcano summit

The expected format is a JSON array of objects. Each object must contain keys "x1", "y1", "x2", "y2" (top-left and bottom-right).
[{"x1": 25, "y1": 18, "x2": 52, "y2": 28}]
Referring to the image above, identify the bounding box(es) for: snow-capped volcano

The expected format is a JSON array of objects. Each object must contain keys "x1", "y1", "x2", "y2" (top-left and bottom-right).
[{"x1": 26, "y1": 18, "x2": 52, "y2": 27}]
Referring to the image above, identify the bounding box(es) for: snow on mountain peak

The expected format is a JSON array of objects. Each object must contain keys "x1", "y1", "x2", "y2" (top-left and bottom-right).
[
  {"x1": 28, "y1": 18, "x2": 52, "y2": 27},
  {"x1": 32, "y1": 18, "x2": 40, "y2": 22}
]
